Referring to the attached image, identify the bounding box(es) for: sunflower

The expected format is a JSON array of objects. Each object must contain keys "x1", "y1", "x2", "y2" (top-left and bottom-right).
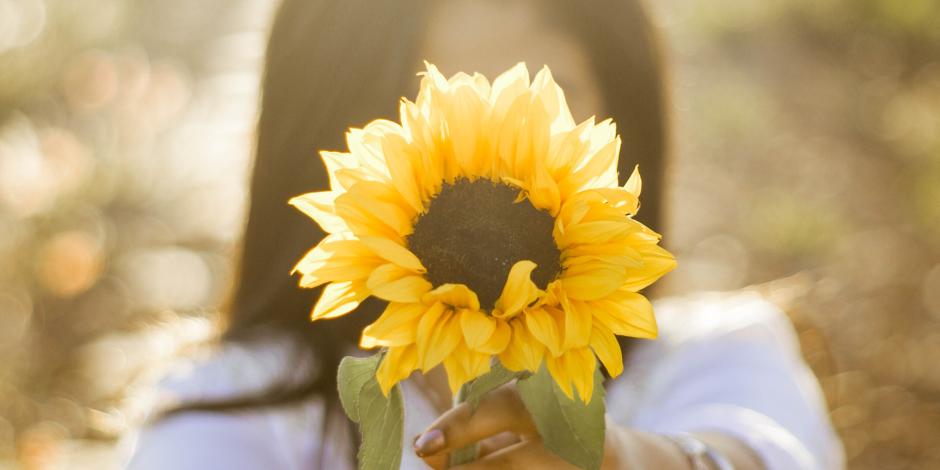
[{"x1": 290, "y1": 62, "x2": 676, "y2": 401}]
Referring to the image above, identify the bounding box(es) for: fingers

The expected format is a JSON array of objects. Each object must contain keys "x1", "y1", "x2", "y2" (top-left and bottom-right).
[
  {"x1": 413, "y1": 385, "x2": 536, "y2": 458},
  {"x1": 418, "y1": 430, "x2": 522, "y2": 469},
  {"x1": 478, "y1": 432, "x2": 521, "y2": 458},
  {"x1": 450, "y1": 440, "x2": 581, "y2": 470}
]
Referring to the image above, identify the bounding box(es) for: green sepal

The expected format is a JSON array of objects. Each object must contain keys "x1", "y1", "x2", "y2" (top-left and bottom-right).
[
  {"x1": 517, "y1": 362, "x2": 606, "y2": 470},
  {"x1": 337, "y1": 354, "x2": 404, "y2": 470},
  {"x1": 464, "y1": 360, "x2": 526, "y2": 412}
]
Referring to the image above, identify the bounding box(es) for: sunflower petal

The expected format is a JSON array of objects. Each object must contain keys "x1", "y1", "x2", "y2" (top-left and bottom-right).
[
  {"x1": 621, "y1": 244, "x2": 678, "y2": 292},
  {"x1": 593, "y1": 290, "x2": 658, "y2": 338},
  {"x1": 623, "y1": 164, "x2": 642, "y2": 197},
  {"x1": 525, "y1": 306, "x2": 563, "y2": 357},
  {"x1": 544, "y1": 354, "x2": 573, "y2": 399},
  {"x1": 590, "y1": 322, "x2": 623, "y2": 378},
  {"x1": 442, "y1": 344, "x2": 487, "y2": 394},
  {"x1": 531, "y1": 65, "x2": 575, "y2": 133},
  {"x1": 367, "y1": 263, "x2": 432, "y2": 303},
  {"x1": 381, "y1": 133, "x2": 426, "y2": 214},
  {"x1": 359, "y1": 236, "x2": 425, "y2": 273},
  {"x1": 493, "y1": 260, "x2": 542, "y2": 318},
  {"x1": 558, "y1": 290, "x2": 592, "y2": 349},
  {"x1": 460, "y1": 309, "x2": 497, "y2": 350},
  {"x1": 293, "y1": 235, "x2": 380, "y2": 288},
  {"x1": 360, "y1": 302, "x2": 426, "y2": 348},
  {"x1": 476, "y1": 319, "x2": 511, "y2": 354},
  {"x1": 499, "y1": 318, "x2": 544, "y2": 373},
  {"x1": 570, "y1": 347, "x2": 597, "y2": 402},
  {"x1": 423, "y1": 283, "x2": 481, "y2": 311},
  {"x1": 417, "y1": 309, "x2": 462, "y2": 371},
  {"x1": 289, "y1": 191, "x2": 347, "y2": 233},
  {"x1": 376, "y1": 344, "x2": 419, "y2": 396},
  {"x1": 311, "y1": 281, "x2": 369, "y2": 321},
  {"x1": 559, "y1": 263, "x2": 625, "y2": 301}
]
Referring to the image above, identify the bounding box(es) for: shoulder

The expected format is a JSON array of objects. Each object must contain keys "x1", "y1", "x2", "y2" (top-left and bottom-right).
[
  {"x1": 122, "y1": 338, "x2": 339, "y2": 470},
  {"x1": 650, "y1": 290, "x2": 803, "y2": 360}
]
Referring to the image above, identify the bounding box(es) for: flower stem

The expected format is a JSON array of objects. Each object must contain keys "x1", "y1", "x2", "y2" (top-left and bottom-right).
[{"x1": 448, "y1": 384, "x2": 479, "y2": 467}]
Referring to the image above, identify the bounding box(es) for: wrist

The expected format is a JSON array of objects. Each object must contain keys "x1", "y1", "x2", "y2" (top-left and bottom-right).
[
  {"x1": 602, "y1": 426, "x2": 691, "y2": 470},
  {"x1": 665, "y1": 432, "x2": 735, "y2": 470}
]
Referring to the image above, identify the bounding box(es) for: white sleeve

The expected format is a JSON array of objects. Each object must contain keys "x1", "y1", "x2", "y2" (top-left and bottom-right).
[
  {"x1": 126, "y1": 411, "x2": 291, "y2": 470},
  {"x1": 121, "y1": 341, "x2": 341, "y2": 470},
  {"x1": 623, "y1": 294, "x2": 845, "y2": 470}
]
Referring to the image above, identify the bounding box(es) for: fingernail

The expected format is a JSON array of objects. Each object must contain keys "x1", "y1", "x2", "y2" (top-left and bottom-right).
[{"x1": 413, "y1": 429, "x2": 445, "y2": 456}]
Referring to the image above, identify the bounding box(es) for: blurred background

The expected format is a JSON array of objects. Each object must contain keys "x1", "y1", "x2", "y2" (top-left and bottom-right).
[{"x1": 1, "y1": 0, "x2": 938, "y2": 468}]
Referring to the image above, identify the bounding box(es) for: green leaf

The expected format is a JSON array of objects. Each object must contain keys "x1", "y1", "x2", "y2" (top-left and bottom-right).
[
  {"x1": 517, "y1": 363, "x2": 606, "y2": 470},
  {"x1": 337, "y1": 355, "x2": 380, "y2": 423},
  {"x1": 463, "y1": 361, "x2": 525, "y2": 412},
  {"x1": 337, "y1": 354, "x2": 405, "y2": 470}
]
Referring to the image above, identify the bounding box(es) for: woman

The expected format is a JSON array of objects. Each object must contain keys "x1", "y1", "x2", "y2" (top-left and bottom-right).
[{"x1": 126, "y1": 0, "x2": 844, "y2": 468}]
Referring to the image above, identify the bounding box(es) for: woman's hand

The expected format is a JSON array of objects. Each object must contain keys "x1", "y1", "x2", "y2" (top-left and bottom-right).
[
  {"x1": 412, "y1": 381, "x2": 766, "y2": 469},
  {"x1": 413, "y1": 382, "x2": 696, "y2": 470},
  {"x1": 412, "y1": 384, "x2": 591, "y2": 469}
]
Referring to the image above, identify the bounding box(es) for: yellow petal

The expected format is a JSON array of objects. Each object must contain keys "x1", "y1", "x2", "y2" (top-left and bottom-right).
[
  {"x1": 588, "y1": 187, "x2": 639, "y2": 216},
  {"x1": 524, "y1": 306, "x2": 563, "y2": 357},
  {"x1": 564, "y1": 241, "x2": 643, "y2": 261},
  {"x1": 310, "y1": 281, "x2": 369, "y2": 321},
  {"x1": 460, "y1": 309, "x2": 497, "y2": 350},
  {"x1": 293, "y1": 235, "x2": 380, "y2": 288},
  {"x1": 498, "y1": 318, "x2": 544, "y2": 373},
  {"x1": 557, "y1": 290, "x2": 592, "y2": 350},
  {"x1": 559, "y1": 262, "x2": 625, "y2": 301},
  {"x1": 496, "y1": 92, "x2": 532, "y2": 176},
  {"x1": 367, "y1": 263, "x2": 432, "y2": 303},
  {"x1": 526, "y1": 163, "x2": 561, "y2": 216},
  {"x1": 360, "y1": 302, "x2": 426, "y2": 349},
  {"x1": 445, "y1": 84, "x2": 487, "y2": 176},
  {"x1": 623, "y1": 164, "x2": 642, "y2": 197},
  {"x1": 380, "y1": 132, "x2": 426, "y2": 214},
  {"x1": 558, "y1": 220, "x2": 635, "y2": 248},
  {"x1": 334, "y1": 187, "x2": 413, "y2": 240},
  {"x1": 531, "y1": 65, "x2": 575, "y2": 134},
  {"x1": 442, "y1": 344, "x2": 483, "y2": 394},
  {"x1": 289, "y1": 191, "x2": 347, "y2": 233},
  {"x1": 558, "y1": 137, "x2": 620, "y2": 195},
  {"x1": 593, "y1": 290, "x2": 658, "y2": 338},
  {"x1": 570, "y1": 347, "x2": 597, "y2": 402},
  {"x1": 621, "y1": 244, "x2": 678, "y2": 292},
  {"x1": 493, "y1": 260, "x2": 542, "y2": 318},
  {"x1": 489, "y1": 62, "x2": 530, "y2": 119},
  {"x1": 423, "y1": 283, "x2": 481, "y2": 311},
  {"x1": 359, "y1": 236, "x2": 425, "y2": 273},
  {"x1": 376, "y1": 344, "x2": 419, "y2": 396},
  {"x1": 476, "y1": 319, "x2": 511, "y2": 355},
  {"x1": 545, "y1": 354, "x2": 573, "y2": 399},
  {"x1": 320, "y1": 149, "x2": 389, "y2": 192},
  {"x1": 416, "y1": 305, "x2": 462, "y2": 371},
  {"x1": 590, "y1": 322, "x2": 623, "y2": 378}
]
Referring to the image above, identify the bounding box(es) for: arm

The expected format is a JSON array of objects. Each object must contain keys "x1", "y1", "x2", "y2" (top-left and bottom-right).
[
  {"x1": 623, "y1": 295, "x2": 843, "y2": 470},
  {"x1": 126, "y1": 412, "x2": 290, "y2": 470},
  {"x1": 412, "y1": 295, "x2": 842, "y2": 470},
  {"x1": 411, "y1": 384, "x2": 761, "y2": 470}
]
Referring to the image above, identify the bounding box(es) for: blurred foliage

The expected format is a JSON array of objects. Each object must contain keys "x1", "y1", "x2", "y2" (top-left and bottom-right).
[
  {"x1": 656, "y1": 0, "x2": 940, "y2": 468},
  {"x1": 1, "y1": 0, "x2": 939, "y2": 468},
  {"x1": 0, "y1": 0, "x2": 271, "y2": 467}
]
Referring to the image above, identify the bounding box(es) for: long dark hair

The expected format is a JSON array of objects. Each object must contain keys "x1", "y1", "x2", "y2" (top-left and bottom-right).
[{"x1": 172, "y1": 0, "x2": 669, "y2": 414}]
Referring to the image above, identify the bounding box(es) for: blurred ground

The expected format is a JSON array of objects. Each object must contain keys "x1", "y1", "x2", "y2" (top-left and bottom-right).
[{"x1": 1, "y1": 0, "x2": 939, "y2": 468}]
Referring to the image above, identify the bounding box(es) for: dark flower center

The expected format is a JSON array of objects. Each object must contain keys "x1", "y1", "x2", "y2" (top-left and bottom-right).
[{"x1": 407, "y1": 178, "x2": 561, "y2": 311}]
